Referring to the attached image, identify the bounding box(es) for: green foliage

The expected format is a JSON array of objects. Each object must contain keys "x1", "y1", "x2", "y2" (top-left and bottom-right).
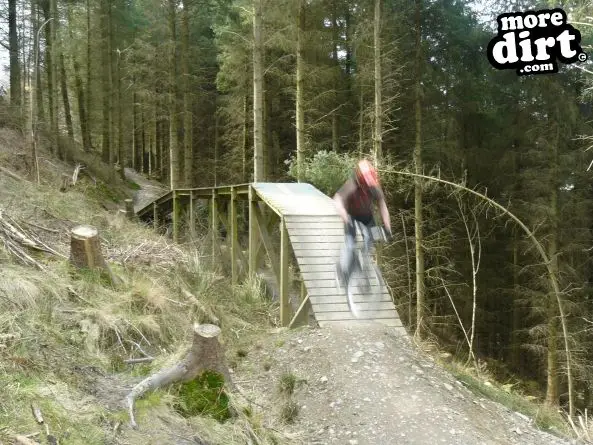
[
  {"x1": 173, "y1": 371, "x2": 232, "y2": 422},
  {"x1": 286, "y1": 150, "x2": 357, "y2": 196}
]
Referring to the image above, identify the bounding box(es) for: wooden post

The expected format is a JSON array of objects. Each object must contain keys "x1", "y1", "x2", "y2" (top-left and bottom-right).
[
  {"x1": 153, "y1": 202, "x2": 158, "y2": 230},
  {"x1": 125, "y1": 199, "x2": 135, "y2": 220},
  {"x1": 249, "y1": 186, "x2": 258, "y2": 278},
  {"x1": 211, "y1": 189, "x2": 218, "y2": 258},
  {"x1": 189, "y1": 190, "x2": 195, "y2": 239},
  {"x1": 230, "y1": 187, "x2": 238, "y2": 284},
  {"x1": 280, "y1": 216, "x2": 290, "y2": 326},
  {"x1": 172, "y1": 190, "x2": 179, "y2": 243}
]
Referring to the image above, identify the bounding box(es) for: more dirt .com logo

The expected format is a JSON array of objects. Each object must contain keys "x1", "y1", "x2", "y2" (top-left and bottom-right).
[{"x1": 487, "y1": 8, "x2": 588, "y2": 76}]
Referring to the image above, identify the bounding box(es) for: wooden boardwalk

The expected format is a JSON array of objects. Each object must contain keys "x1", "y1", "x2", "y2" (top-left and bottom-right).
[{"x1": 252, "y1": 183, "x2": 403, "y2": 329}]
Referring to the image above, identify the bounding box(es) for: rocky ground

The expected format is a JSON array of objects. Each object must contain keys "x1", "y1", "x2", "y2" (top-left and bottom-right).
[{"x1": 234, "y1": 321, "x2": 578, "y2": 445}]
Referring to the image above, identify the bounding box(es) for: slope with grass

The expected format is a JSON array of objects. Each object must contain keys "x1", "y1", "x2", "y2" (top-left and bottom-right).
[{"x1": 0, "y1": 129, "x2": 292, "y2": 445}]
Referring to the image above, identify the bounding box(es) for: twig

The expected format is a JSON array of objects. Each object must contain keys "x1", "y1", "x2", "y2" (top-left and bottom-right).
[
  {"x1": 125, "y1": 339, "x2": 153, "y2": 359},
  {"x1": 124, "y1": 357, "x2": 154, "y2": 364},
  {"x1": 25, "y1": 221, "x2": 60, "y2": 234}
]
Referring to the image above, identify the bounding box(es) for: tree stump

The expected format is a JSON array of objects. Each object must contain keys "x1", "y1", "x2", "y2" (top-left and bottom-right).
[
  {"x1": 70, "y1": 225, "x2": 107, "y2": 269},
  {"x1": 59, "y1": 173, "x2": 71, "y2": 192},
  {"x1": 70, "y1": 225, "x2": 118, "y2": 285},
  {"x1": 126, "y1": 323, "x2": 235, "y2": 429}
]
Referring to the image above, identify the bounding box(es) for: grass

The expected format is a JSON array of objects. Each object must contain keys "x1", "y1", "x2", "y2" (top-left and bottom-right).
[
  {"x1": 443, "y1": 360, "x2": 572, "y2": 437},
  {"x1": 0, "y1": 130, "x2": 291, "y2": 444}
]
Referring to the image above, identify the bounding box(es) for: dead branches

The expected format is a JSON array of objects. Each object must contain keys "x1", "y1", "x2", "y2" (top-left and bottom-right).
[{"x1": 0, "y1": 209, "x2": 67, "y2": 269}]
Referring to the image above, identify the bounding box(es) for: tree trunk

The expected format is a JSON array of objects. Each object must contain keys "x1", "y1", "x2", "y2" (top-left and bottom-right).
[
  {"x1": 413, "y1": 0, "x2": 425, "y2": 340},
  {"x1": 69, "y1": 0, "x2": 91, "y2": 152},
  {"x1": 242, "y1": 95, "x2": 248, "y2": 182},
  {"x1": 108, "y1": 5, "x2": 116, "y2": 171},
  {"x1": 41, "y1": 0, "x2": 55, "y2": 153},
  {"x1": 295, "y1": 0, "x2": 305, "y2": 182},
  {"x1": 86, "y1": 0, "x2": 92, "y2": 140},
  {"x1": 214, "y1": 110, "x2": 220, "y2": 186},
  {"x1": 358, "y1": 86, "x2": 364, "y2": 157},
  {"x1": 100, "y1": 0, "x2": 111, "y2": 164},
  {"x1": 34, "y1": 1, "x2": 45, "y2": 125},
  {"x1": 331, "y1": 1, "x2": 339, "y2": 152},
  {"x1": 252, "y1": 0, "x2": 264, "y2": 182},
  {"x1": 182, "y1": 0, "x2": 192, "y2": 187},
  {"x1": 60, "y1": 53, "x2": 74, "y2": 139},
  {"x1": 8, "y1": 0, "x2": 21, "y2": 119},
  {"x1": 545, "y1": 123, "x2": 560, "y2": 407},
  {"x1": 50, "y1": 0, "x2": 60, "y2": 158},
  {"x1": 126, "y1": 323, "x2": 235, "y2": 429},
  {"x1": 373, "y1": 0, "x2": 382, "y2": 165},
  {"x1": 168, "y1": 0, "x2": 180, "y2": 189},
  {"x1": 117, "y1": 52, "x2": 124, "y2": 179}
]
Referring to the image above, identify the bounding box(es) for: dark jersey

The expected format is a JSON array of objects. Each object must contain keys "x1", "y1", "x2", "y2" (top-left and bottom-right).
[{"x1": 337, "y1": 175, "x2": 382, "y2": 224}]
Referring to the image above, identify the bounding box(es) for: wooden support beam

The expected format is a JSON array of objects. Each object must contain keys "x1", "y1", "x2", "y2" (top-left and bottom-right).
[
  {"x1": 289, "y1": 294, "x2": 311, "y2": 328},
  {"x1": 172, "y1": 190, "x2": 179, "y2": 243},
  {"x1": 253, "y1": 203, "x2": 280, "y2": 287},
  {"x1": 249, "y1": 186, "x2": 259, "y2": 278},
  {"x1": 253, "y1": 207, "x2": 276, "y2": 269},
  {"x1": 280, "y1": 217, "x2": 290, "y2": 326},
  {"x1": 211, "y1": 189, "x2": 218, "y2": 258},
  {"x1": 230, "y1": 187, "x2": 238, "y2": 284},
  {"x1": 153, "y1": 202, "x2": 158, "y2": 230},
  {"x1": 189, "y1": 190, "x2": 195, "y2": 239}
]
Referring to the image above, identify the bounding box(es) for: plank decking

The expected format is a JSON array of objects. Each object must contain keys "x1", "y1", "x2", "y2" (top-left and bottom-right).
[{"x1": 252, "y1": 183, "x2": 404, "y2": 330}]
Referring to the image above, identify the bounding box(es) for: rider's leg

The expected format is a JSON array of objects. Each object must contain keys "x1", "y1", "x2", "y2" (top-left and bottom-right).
[{"x1": 338, "y1": 219, "x2": 356, "y2": 287}]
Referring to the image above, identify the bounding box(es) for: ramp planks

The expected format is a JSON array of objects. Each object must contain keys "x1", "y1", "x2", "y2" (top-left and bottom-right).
[{"x1": 252, "y1": 183, "x2": 404, "y2": 330}]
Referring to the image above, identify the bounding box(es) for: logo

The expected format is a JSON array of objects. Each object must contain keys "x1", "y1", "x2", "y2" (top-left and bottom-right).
[{"x1": 487, "y1": 8, "x2": 587, "y2": 76}]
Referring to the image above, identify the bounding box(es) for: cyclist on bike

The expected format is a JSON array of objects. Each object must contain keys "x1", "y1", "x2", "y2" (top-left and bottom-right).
[{"x1": 334, "y1": 159, "x2": 392, "y2": 290}]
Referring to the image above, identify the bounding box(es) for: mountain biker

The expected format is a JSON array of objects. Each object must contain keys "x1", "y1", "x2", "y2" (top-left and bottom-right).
[{"x1": 334, "y1": 159, "x2": 392, "y2": 290}]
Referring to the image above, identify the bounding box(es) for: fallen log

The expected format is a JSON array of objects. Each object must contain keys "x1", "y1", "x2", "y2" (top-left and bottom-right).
[{"x1": 126, "y1": 323, "x2": 235, "y2": 429}]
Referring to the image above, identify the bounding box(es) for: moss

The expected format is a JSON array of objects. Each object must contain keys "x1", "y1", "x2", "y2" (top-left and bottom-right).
[{"x1": 173, "y1": 371, "x2": 231, "y2": 422}]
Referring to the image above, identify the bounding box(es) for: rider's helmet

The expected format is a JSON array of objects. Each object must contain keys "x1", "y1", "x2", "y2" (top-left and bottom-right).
[{"x1": 355, "y1": 159, "x2": 379, "y2": 189}]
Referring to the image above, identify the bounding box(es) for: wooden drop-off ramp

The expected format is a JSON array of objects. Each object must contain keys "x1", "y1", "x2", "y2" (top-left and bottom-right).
[{"x1": 136, "y1": 182, "x2": 405, "y2": 334}]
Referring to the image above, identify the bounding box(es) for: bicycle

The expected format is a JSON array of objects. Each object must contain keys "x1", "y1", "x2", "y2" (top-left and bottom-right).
[{"x1": 336, "y1": 219, "x2": 389, "y2": 318}]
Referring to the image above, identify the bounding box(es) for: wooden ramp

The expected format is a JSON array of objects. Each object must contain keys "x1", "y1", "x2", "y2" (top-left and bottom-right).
[{"x1": 252, "y1": 183, "x2": 404, "y2": 330}]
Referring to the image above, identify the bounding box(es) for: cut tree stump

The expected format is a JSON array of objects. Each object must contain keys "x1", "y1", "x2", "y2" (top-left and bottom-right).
[
  {"x1": 69, "y1": 225, "x2": 119, "y2": 285},
  {"x1": 70, "y1": 225, "x2": 107, "y2": 269},
  {"x1": 59, "y1": 173, "x2": 71, "y2": 192},
  {"x1": 126, "y1": 323, "x2": 235, "y2": 429}
]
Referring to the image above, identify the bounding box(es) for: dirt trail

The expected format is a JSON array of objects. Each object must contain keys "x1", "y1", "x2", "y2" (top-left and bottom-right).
[
  {"x1": 235, "y1": 322, "x2": 576, "y2": 445},
  {"x1": 124, "y1": 168, "x2": 168, "y2": 212}
]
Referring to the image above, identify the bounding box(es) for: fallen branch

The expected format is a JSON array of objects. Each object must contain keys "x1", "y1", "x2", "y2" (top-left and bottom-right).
[
  {"x1": 72, "y1": 164, "x2": 84, "y2": 186},
  {"x1": 126, "y1": 323, "x2": 234, "y2": 429},
  {"x1": 182, "y1": 289, "x2": 220, "y2": 326},
  {"x1": 0, "y1": 166, "x2": 26, "y2": 182},
  {"x1": 124, "y1": 357, "x2": 154, "y2": 364}
]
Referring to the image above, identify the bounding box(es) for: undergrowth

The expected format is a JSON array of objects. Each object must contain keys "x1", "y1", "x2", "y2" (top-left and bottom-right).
[
  {"x1": 0, "y1": 132, "x2": 287, "y2": 444},
  {"x1": 441, "y1": 359, "x2": 573, "y2": 438}
]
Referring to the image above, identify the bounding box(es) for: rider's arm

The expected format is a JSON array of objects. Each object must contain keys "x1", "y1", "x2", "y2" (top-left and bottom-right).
[
  {"x1": 334, "y1": 179, "x2": 356, "y2": 224},
  {"x1": 371, "y1": 186, "x2": 392, "y2": 234}
]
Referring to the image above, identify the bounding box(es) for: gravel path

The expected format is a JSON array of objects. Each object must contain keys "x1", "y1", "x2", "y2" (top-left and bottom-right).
[{"x1": 235, "y1": 322, "x2": 577, "y2": 445}]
